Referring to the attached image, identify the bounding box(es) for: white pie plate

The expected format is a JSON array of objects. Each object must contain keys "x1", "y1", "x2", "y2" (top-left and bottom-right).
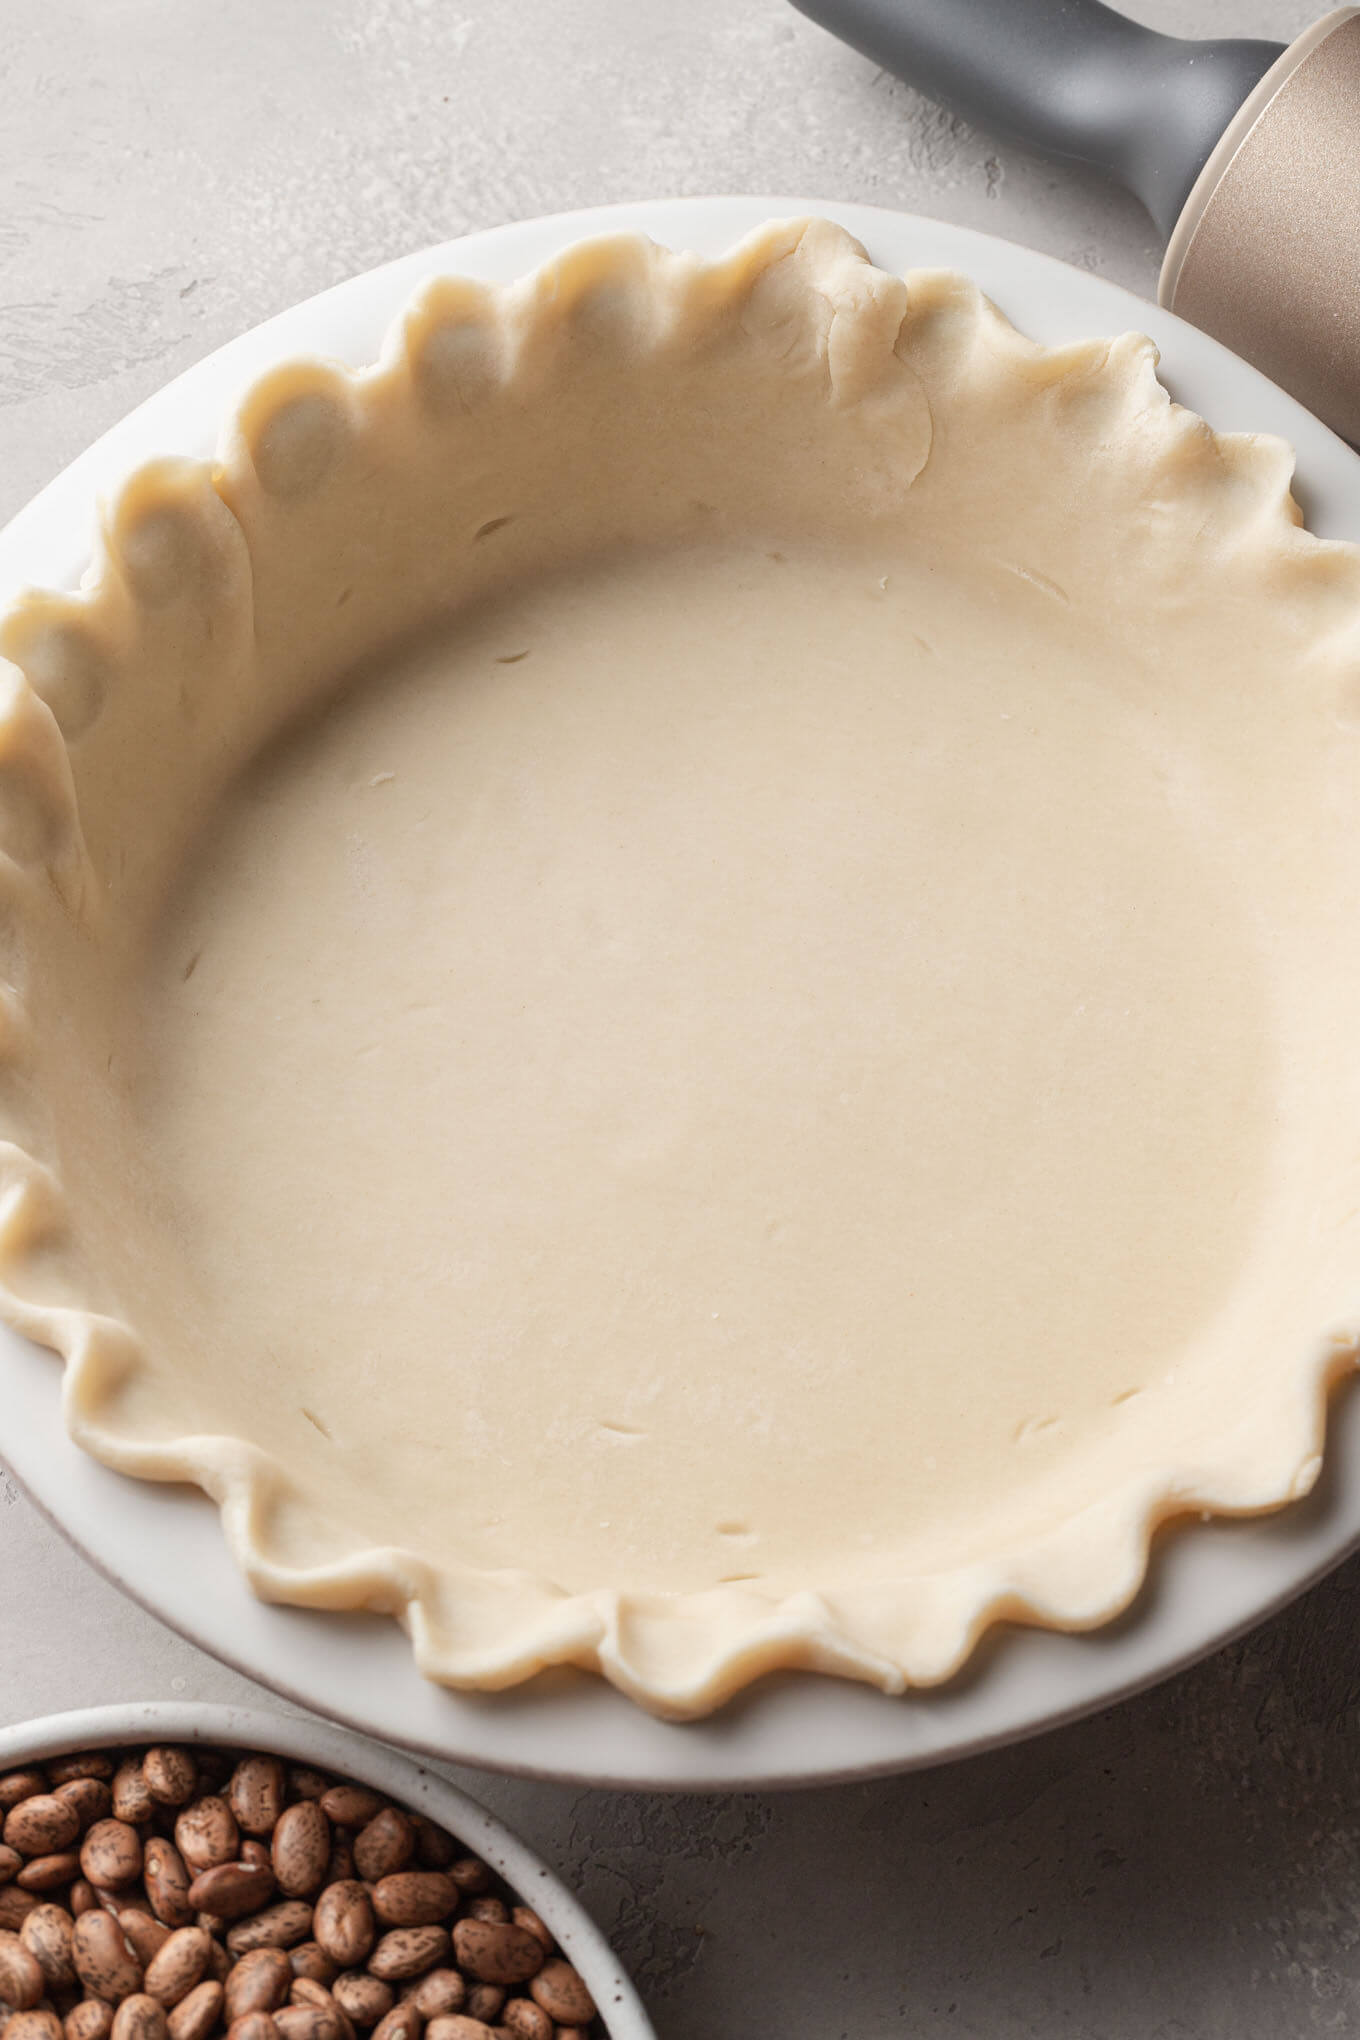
[
  {"x1": 0, "y1": 1702, "x2": 654, "y2": 2038},
  {"x1": 1, "y1": 196, "x2": 1358, "y2": 1790}
]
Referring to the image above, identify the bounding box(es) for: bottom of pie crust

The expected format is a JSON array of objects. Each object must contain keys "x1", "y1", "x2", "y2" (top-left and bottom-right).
[{"x1": 116, "y1": 537, "x2": 1277, "y2": 1598}]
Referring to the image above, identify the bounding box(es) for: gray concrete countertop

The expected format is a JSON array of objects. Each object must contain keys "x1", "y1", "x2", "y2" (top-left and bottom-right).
[{"x1": 3, "y1": 2, "x2": 1358, "y2": 2034}]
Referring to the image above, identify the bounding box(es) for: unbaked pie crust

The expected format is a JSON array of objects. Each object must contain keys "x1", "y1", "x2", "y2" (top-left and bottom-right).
[{"x1": 1, "y1": 219, "x2": 1358, "y2": 1717}]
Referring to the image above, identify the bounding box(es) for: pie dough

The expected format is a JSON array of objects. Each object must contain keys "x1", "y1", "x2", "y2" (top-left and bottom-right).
[{"x1": 1, "y1": 218, "x2": 1358, "y2": 1717}]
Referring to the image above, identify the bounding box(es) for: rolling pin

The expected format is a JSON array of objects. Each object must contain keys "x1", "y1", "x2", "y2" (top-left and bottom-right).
[{"x1": 788, "y1": 0, "x2": 1360, "y2": 443}]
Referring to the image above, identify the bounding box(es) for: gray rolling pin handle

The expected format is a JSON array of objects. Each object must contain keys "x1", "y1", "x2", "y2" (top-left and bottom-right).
[{"x1": 788, "y1": 0, "x2": 1284, "y2": 236}]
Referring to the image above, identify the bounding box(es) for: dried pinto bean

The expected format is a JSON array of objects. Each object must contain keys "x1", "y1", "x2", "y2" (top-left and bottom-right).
[
  {"x1": 286, "y1": 1982, "x2": 330, "y2": 2013},
  {"x1": 81, "y1": 1820, "x2": 144, "y2": 1890},
  {"x1": 225, "y1": 1906, "x2": 314, "y2": 1957},
  {"x1": 71, "y1": 1912, "x2": 143, "y2": 2003},
  {"x1": 48, "y1": 1758, "x2": 112, "y2": 1788},
  {"x1": 270, "y1": 1809, "x2": 329, "y2": 1903},
  {"x1": 462, "y1": 1900, "x2": 505, "y2": 1927},
  {"x1": 402, "y1": 1970, "x2": 465, "y2": 2018},
  {"x1": 16, "y1": 1852, "x2": 81, "y2": 1894},
  {"x1": 174, "y1": 1804, "x2": 238, "y2": 1878},
  {"x1": 110, "y1": 1767, "x2": 153, "y2": 1829},
  {"x1": 110, "y1": 1996, "x2": 168, "y2": 2040},
  {"x1": 273, "y1": 2008, "x2": 341, "y2": 2040},
  {"x1": 0, "y1": 1933, "x2": 46, "y2": 2009},
  {"x1": 185, "y1": 1867, "x2": 276, "y2": 1923},
  {"x1": 311, "y1": 1887, "x2": 372, "y2": 1973},
  {"x1": 0, "y1": 1777, "x2": 47, "y2": 1817},
  {"x1": 369, "y1": 2009, "x2": 421, "y2": 2040},
  {"x1": 286, "y1": 1949, "x2": 336, "y2": 1989},
  {"x1": 350, "y1": 1817, "x2": 413, "y2": 1888},
  {"x1": 143, "y1": 1843, "x2": 194, "y2": 1932},
  {"x1": 20, "y1": 1904, "x2": 78, "y2": 1990},
  {"x1": 7, "y1": 2011, "x2": 64, "y2": 2040},
  {"x1": 366, "y1": 1926, "x2": 450, "y2": 1982},
  {"x1": 502, "y1": 2001, "x2": 552, "y2": 2040},
  {"x1": 509, "y1": 1909, "x2": 551, "y2": 1954},
  {"x1": 370, "y1": 1877, "x2": 456, "y2": 1931},
  {"x1": 330, "y1": 1976, "x2": 391, "y2": 2027},
  {"x1": 224, "y1": 1948, "x2": 292, "y2": 2023},
  {"x1": 64, "y1": 2001, "x2": 114, "y2": 2040},
  {"x1": 227, "y1": 1766, "x2": 284, "y2": 1842},
  {"x1": 4, "y1": 1799, "x2": 80, "y2": 1858},
  {"x1": 165, "y1": 1983, "x2": 222, "y2": 2040},
  {"x1": 449, "y1": 1921, "x2": 542, "y2": 1990},
  {"x1": 445, "y1": 1864, "x2": 490, "y2": 1900},
  {"x1": 528, "y1": 1957, "x2": 596, "y2": 2025},
  {"x1": 142, "y1": 1754, "x2": 196, "y2": 1811},
  {"x1": 143, "y1": 1928, "x2": 212, "y2": 2008}
]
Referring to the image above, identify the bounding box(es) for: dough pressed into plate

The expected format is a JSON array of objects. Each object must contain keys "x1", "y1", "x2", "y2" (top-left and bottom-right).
[{"x1": 1, "y1": 218, "x2": 1358, "y2": 1717}]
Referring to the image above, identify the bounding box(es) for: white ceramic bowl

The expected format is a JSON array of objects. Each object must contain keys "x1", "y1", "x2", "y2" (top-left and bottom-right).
[
  {"x1": 2, "y1": 197, "x2": 1359, "y2": 1789},
  {"x1": 0, "y1": 1701, "x2": 653, "y2": 2039}
]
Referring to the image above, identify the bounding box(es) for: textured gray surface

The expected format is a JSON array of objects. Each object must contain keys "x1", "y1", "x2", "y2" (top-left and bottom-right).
[{"x1": 2, "y1": 1, "x2": 1357, "y2": 2034}]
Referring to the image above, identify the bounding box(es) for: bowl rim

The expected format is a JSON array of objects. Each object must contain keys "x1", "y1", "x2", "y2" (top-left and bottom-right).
[{"x1": 0, "y1": 1700, "x2": 656, "y2": 2040}]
